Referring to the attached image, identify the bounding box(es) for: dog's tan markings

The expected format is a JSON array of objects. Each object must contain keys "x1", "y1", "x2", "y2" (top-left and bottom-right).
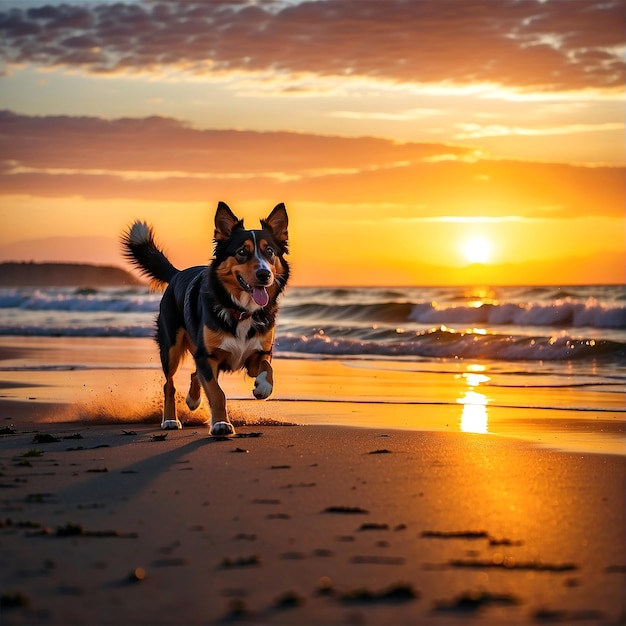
[
  {"x1": 267, "y1": 279, "x2": 283, "y2": 301},
  {"x1": 275, "y1": 256, "x2": 287, "y2": 273},
  {"x1": 245, "y1": 329, "x2": 275, "y2": 375},
  {"x1": 195, "y1": 354, "x2": 233, "y2": 436},
  {"x1": 257, "y1": 239, "x2": 269, "y2": 257},
  {"x1": 198, "y1": 372, "x2": 228, "y2": 427},
  {"x1": 215, "y1": 258, "x2": 249, "y2": 303},
  {"x1": 199, "y1": 326, "x2": 233, "y2": 432},
  {"x1": 269, "y1": 256, "x2": 288, "y2": 290},
  {"x1": 202, "y1": 327, "x2": 226, "y2": 354},
  {"x1": 186, "y1": 372, "x2": 202, "y2": 411},
  {"x1": 258, "y1": 239, "x2": 276, "y2": 257}
]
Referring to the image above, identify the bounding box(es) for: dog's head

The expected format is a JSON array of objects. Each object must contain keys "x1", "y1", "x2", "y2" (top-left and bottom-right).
[{"x1": 213, "y1": 202, "x2": 290, "y2": 311}]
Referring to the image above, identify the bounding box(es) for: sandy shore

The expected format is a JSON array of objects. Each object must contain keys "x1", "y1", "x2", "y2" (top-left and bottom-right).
[
  {"x1": 1, "y1": 337, "x2": 625, "y2": 625},
  {"x1": 1, "y1": 336, "x2": 624, "y2": 455}
]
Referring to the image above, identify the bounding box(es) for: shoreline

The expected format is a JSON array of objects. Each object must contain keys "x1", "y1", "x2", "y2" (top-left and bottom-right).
[{"x1": 0, "y1": 336, "x2": 624, "y2": 456}]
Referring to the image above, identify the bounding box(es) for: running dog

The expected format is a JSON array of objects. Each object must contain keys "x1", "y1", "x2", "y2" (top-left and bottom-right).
[{"x1": 122, "y1": 202, "x2": 290, "y2": 436}]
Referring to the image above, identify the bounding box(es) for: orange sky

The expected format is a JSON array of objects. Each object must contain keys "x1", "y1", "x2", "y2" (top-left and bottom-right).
[{"x1": 0, "y1": 0, "x2": 623, "y2": 286}]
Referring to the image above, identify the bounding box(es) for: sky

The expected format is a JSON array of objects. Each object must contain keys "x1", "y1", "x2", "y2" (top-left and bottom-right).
[{"x1": 0, "y1": 0, "x2": 624, "y2": 286}]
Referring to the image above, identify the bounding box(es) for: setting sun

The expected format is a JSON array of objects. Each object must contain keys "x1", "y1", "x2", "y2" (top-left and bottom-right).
[{"x1": 462, "y1": 238, "x2": 492, "y2": 265}]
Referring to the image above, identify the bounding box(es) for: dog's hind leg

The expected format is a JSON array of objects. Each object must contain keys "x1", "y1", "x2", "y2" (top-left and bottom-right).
[
  {"x1": 159, "y1": 327, "x2": 187, "y2": 430},
  {"x1": 162, "y1": 377, "x2": 181, "y2": 430},
  {"x1": 186, "y1": 371, "x2": 202, "y2": 411}
]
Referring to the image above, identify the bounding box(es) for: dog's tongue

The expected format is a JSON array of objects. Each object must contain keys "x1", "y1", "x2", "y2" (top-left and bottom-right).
[{"x1": 252, "y1": 287, "x2": 269, "y2": 307}]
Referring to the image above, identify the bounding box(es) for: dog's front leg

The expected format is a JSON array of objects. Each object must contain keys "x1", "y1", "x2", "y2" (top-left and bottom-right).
[
  {"x1": 194, "y1": 348, "x2": 235, "y2": 437},
  {"x1": 246, "y1": 351, "x2": 274, "y2": 400},
  {"x1": 253, "y1": 360, "x2": 274, "y2": 399}
]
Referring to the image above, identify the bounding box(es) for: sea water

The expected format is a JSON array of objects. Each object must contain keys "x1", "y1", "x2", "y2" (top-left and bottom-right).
[
  {"x1": 0, "y1": 284, "x2": 624, "y2": 417},
  {"x1": 0, "y1": 285, "x2": 623, "y2": 355}
]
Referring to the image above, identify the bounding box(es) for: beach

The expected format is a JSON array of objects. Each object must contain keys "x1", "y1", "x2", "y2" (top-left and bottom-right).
[
  {"x1": 1, "y1": 0, "x2": 624, "y2": 622},
  {"x1": 1, "y1": 337, "x2": 625, "y2": 625}
]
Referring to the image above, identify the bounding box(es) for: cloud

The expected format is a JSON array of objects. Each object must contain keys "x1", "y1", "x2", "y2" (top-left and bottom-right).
[
  {"x1": 0, "y1": 109, "x2": 469, "y2": 174},
  {"x1": 455, "y1": 122, "x2": 624, "y2": 139},
  {"x1": 0, "y1": 0, "x2": 623, "y2": 93},
  {"x1": 0, "y1": 110, "x2": 623, "y2": 220},
  {"x1": 329, "y1": 108, "x2": 444, "y2": 121}
]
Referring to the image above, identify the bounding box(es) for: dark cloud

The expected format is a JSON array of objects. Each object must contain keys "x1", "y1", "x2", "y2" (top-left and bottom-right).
[
  {"x1": 0, "y1": 110, "x2": 622, "y2": 220},
  {"x1": 0, "y1": 0, "x2": 623, "y2": 91}
]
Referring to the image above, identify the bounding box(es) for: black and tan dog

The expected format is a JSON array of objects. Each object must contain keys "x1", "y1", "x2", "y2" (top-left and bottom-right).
[{"x1": 122, "y1": 202, "x2": 289, "y2": 436}]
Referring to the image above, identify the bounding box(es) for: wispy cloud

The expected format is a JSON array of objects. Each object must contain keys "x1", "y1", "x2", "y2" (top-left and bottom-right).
[
  {"x1": 0, "y1": 0, "x2": 622, "y2": 93},
  {"x1": 455, "y1": 122, "x2": 624, "y2": 139},
  {"x1": 0, "y1": 111, "x2": 623, "y2": 220},
  {"x1": 392, "y1": 215, "x2": 526, "y2": 223},
  {"x1": 329, "y1": 108, "x2": 444, "y2": 121}
]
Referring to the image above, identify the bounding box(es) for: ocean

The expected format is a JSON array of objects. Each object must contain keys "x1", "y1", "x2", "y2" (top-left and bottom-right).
[{"x1": 0, "y1": 284, "x2": 625, "y2": 418}]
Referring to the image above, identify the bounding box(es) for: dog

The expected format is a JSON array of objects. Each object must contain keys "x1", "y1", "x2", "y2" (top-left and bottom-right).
[{"x1": 121, "y1": 202, "x2": 290, "y2": 436}]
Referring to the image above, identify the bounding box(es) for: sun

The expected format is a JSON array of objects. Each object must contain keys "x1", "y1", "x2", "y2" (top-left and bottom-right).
[{"x1": 462, "y1": 237, "x2": 491, "y2": 264}]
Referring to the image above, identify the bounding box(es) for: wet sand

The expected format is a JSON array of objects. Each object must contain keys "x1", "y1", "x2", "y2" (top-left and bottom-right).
[{"x1": 0, "y1": 337, "x2": 625, "y2": 625}]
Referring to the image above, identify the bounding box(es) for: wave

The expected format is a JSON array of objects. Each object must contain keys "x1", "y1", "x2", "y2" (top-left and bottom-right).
[
  {"x1": 0, "y1": 323, "x2": 623, "y2": 362},
  {"x1": 0, "y1": 286, "x2": 624, "y2": 363},
  {"x1": 0, "y1": 289, "x2": 159, "y2": 313},
  {"x1": 408, "y1": 300, "x2": 626, "y2": 330},
  {"x1": 277, "y1": 328, "x2": 625, "y2": 362},
  {"x1": 282, "y1": 301, "x2": 415, "y2": 324},
  {"x1": 0, "y1": 324, "x2": 154, "y2": 338},
  {"x1": 1, "y1": 288, "x2": 624, "y2": 330},
  {"x1": 283, "y1": 299, "x2": 625, "y2": 330}
]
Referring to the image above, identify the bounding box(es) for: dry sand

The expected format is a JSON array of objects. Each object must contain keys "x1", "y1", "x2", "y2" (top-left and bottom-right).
[{"x1": 0, "y1": 337, "x2": 625, "y2": 625}]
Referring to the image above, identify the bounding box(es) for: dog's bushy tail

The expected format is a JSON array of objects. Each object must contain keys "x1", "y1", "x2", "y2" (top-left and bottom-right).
[{"x1": 121, "y1": 221, "x2": 179, "y2": 288}]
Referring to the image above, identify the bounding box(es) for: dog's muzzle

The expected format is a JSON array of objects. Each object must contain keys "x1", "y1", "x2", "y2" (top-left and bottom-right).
[{"x1": 237, "y1": 274, "x2": 270, "y2": 307}]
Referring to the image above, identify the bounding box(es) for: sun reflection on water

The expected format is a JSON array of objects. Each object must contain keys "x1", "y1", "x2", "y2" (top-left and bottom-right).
[
  {"x1": 459, "y1": 390, "x2": 489, "y2": 434},
  {"x1": 458, "y1": 364, "x2": 491, "y2": 434}
]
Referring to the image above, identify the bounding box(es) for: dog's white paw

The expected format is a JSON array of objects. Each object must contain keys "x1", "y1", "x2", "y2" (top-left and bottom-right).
[
  {"x1": 162, "y1": 419, "x2": 182, "y2": 430},
  {"x1": 186, "y1": 393, "x2": 202, "y2": 411},
  {"x1": 253, "y1": 371, "x2": 273, "y2": 399},
  {"x1": 210, "y1": 421, "x2": 235, "y2": 437}
]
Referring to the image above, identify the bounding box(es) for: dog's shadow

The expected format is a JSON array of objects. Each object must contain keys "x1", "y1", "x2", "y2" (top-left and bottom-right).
[{"x1": 56, "y1": 433, "x2": 230, "y2": 508}]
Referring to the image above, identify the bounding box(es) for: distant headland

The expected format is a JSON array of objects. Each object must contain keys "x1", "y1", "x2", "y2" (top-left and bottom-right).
[{"x1": 0, "y1": 262, "x2": 142, "y2": 287}]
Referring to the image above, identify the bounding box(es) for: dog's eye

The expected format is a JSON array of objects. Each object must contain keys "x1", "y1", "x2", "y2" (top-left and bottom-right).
[
  {"x1": 265, "y1": 246, "x2": 275, "y2": 260},
  {"x1": 236, "y1": 247, "x2": 248, "y2": 261}
]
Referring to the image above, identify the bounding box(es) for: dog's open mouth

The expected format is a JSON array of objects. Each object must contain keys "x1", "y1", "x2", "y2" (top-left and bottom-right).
[{"x1": 237, "y1": 275, "x2": 269, "y2": 307}]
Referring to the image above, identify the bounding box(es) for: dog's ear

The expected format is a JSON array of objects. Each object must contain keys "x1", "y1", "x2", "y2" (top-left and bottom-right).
[
  {"x1": 261, "y1": 203, "x2": 288, "y2": 247},
  {"x1": 214, "y1": 202, "x2": 243, "y2": 241}
]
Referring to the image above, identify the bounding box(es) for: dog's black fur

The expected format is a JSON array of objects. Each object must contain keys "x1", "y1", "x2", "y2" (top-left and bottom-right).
[{"x1": 122, "y1": 202, "x2": 290, "y2": 436}]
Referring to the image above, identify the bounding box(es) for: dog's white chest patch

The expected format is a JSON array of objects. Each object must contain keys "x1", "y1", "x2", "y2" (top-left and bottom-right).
[{"x1": 219, "y1": 320, "x2": 262, "y2": 370}]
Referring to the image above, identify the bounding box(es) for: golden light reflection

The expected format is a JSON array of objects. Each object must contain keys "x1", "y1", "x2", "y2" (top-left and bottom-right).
[
  {"x1": 459, "y1": 391, "x2": 489, "y2": 434},
  {"x1": 464, "y1": 372, "x2": 490, "y2": 387},
  {"x1": 466, "y1": 363, "x2": 486, "y2": 372},
  {"x1": 464, "y1": 288, "x2": 498, "y2": 309},
  {"x1": 458, "y1": 364, "x2": 491, "y2": 434}
]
